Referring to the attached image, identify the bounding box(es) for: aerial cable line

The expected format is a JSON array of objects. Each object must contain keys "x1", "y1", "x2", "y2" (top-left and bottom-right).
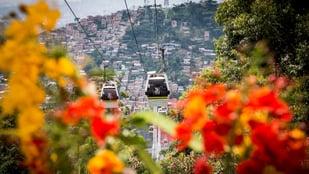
[
  {"x1": 123, "y1": 0, "x2": 143, "y2": 64},
  {"x1": 154, "y1": 0, "x2": 159, "y2": 45},
  {"x1": 64, "y1": 0, "x2": 104, "y2": 58},
  {"x1": 154, "y1": 0, "x2": 160, "y2": 71},
  {"x1": 123, "y1": 0, "x2": 145, "y2": 93},
  {"x1": 154, "y1": 0, "x2": 166, "y2": 73},
  {"x1": 64, "y1": 0, "x2": 107, "y2": 74}
]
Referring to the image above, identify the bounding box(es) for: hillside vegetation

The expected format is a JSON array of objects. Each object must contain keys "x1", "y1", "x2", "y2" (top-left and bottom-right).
[{"x1": 120, "y1": 1, "x2": 223, "y2": 81}]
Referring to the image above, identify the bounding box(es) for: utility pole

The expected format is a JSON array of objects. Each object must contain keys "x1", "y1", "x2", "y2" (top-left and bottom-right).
[
  {"x1": 151, "y1": 106, "x2": 161, "y2": 161},
  {"x1": 159, "y1": 47, "x2": 166, "y2": 73},
  {"x1": 103, "y1": 63, "x2": 108, "y2": 82}
]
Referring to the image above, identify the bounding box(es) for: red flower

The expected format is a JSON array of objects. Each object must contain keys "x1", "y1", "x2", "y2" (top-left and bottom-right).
[
  {"x1": 91, "y1": 116, "x2": 119, "y2": 146},
  {"x1": 201, "y1": 84, "x2": 226, "y2": 105},
  {"x1": 175, "y1": 121, "x2": 193, "y2": 150},
  {"x1": 202, "y1": 132, "x2": 224, "y2": 154},
  {"x1": 236, "y1": 159, "x2": 264, "y2": 174},
  {"x1": 215, "y1": 90, "x2": 241, "y2": 123},
  {"x1": 186, "y1": 84, "x2": 225, "y2": 105},
  {"x1": 246, "y1": 87, "x2": 291, "y2": 121},
  {"x1": 202, "y1": 121, "x2": 225, "y2": 154},
  {"x1": 61, "y1": 96, "x2": 105, "y2": 125},
  {"x1": 194, "y1": 157, "x2": 213, "y2": 174},
  {"x1": 234, "y1": 134, "x2": 244, "y2": 145},
  {"x1": 249, "y1": 122, "x2": 307, "y2": 173},
  {"x1": 215, "y1": 122, "x2": 232, "y2": 137},
  {"x1": 250, "y1": 122, "x2": 284, "y2": 164}
]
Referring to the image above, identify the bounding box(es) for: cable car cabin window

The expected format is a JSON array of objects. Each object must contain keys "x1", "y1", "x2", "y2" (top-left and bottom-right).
[
  {"x1": 101, "y1": 88, "x2": 118, "y2": 100},
  {"x1": 146, "y1": 79, "x2": 169, "y2": 97}
]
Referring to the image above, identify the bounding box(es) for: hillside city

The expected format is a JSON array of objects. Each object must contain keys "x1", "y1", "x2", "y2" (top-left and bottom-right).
[
  {"x1": 0, "y1": 1, "x2": 221, "y2": 115},
  {"x1": 0, "y1": 0, "x2": 222, "y2": 158},
  {"x1": 37, "y1": 1, "x2": 222, "y2": 113},
  {"x1": 0, "y1": 2, "x2": 221, "y2": 112}
]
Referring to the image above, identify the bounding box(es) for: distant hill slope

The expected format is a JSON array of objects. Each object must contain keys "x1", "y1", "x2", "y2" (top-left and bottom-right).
[
  {"x1": 43, "y1": 1, "x2": 223, "y2": 88},
  {"x1": 121, "y1": 1, "x2": 223, "y2": 82}
]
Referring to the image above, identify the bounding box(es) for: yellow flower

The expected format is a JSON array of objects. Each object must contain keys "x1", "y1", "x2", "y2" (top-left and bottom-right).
[
  {"x1": 0, "y1": 1, "x2": 79, "y2": 173},
  {"x1": 26, "y1": 0, "x2": 60, "y2": 31},
  {"x1": 263, "y1": 165, "x2": 284, "y2": 174},
  {"x1": 43, "y1": 57, "x2": 76, "y2": 84},
  {"x1": 289, "y1": 128, "x2": 305, "y2": 139},
  {"x1": 87, "y1": 150, "x2": 124, "y2": 174},
  {"x1": 58, "y1": 57, "x2": 76, "y2": 77},
  {"x1": 0, "y1": 78, "x2": 43, "y2": 114},
  {"x1": 232, "y1": 135, "x2": 252, "y2": 158},
  {"x1": 5, "y1": 20, "x2": 39, "y2": 41},
  {"x1": 0, "y1": 40, "x2": 20, "y2": 70},
  {"x1": 18, "y1": 107, "x2": 44, "y2": 141},
  {"x1": 43, "y1": 58, "x2": 59, "y2": 79},
  {"x1": 50, "y1": 153, "x2": 58, "y2": 162},
  {"x1": 239, "y1": 108, "x2": 268, "y2": 132},
  {"x1": 288, "y1": 128, "x2": 306, "y2": 150}
]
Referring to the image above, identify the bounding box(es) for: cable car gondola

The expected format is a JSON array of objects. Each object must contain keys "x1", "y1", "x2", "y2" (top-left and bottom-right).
[
  {"x1": 145, "y1": 71, "x2": 170, "y2": 107},
  {"x1": 100, "y1": 81, "x2": 119, "y2": 108}
]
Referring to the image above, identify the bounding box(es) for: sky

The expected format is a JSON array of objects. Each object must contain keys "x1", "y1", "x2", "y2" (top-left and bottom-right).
[{"x1": 0, "y1": 0, "x2": 222, "y2": 27}]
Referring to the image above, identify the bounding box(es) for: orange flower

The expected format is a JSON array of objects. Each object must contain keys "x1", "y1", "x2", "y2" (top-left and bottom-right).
[
  {"x1": 175, "y1": 84, "x2": 226, "y2": 150},
  {"x1": 87, "y1": 150, "x2": 124, "y2": 174},
  {"x1": 183, "y1": 95, "x2": 207, "y2": 129}
]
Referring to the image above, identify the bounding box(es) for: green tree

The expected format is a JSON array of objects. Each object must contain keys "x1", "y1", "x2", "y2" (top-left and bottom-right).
[
  {"x1": 0, "y1": 113, "x2": 28, "y2": 174},
  {"x1": 215, "y1": 0, "x2": 308, "y2": 75},
  {"x1": 120, "y1": 90, "x2": 130, "y2": 98},
  {"x1": 213, "y1": 0, "x2": 309, "y2": 121},
  {"x1": 87, "y1": 68, "x2": 116, "y2": 81}
]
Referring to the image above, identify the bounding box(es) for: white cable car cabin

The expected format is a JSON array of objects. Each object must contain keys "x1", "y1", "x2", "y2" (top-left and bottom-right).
[
  {"x1": 145, "y1": 72, "x2": 170, "y2": 107},
  {"x1": 100, "y1": 81, "x2": 119, "y2": 108}
]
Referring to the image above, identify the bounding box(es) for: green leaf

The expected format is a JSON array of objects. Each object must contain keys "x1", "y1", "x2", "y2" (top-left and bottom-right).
[
  {"x1": 131, "y1": 111, "x2": 203, "y2": 152},
  {"x1": 119, "y1": 133, "x2": 147, "y2": 147},
  {"x1": 131, "y1": 111, "x2": 176, "y2": 136},
  {"x1": 135, "y1": 147, "x2": 163, "y2": 174},
  {"x1": 118, "y1": 128, "x2": 162, "y2": 173},
  {"x1": 189, "y1": 133, "x2": 203, "y2": 152}
]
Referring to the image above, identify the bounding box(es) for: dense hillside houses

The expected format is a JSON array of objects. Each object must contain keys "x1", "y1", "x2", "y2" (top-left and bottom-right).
[{"x1": 37, "y1": 1, "x2": 222, "y2": 112}]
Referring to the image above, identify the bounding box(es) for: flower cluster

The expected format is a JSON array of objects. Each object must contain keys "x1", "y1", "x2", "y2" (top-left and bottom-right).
[
  {"x1": 87, "y1": 149, "x2": 124, "y2": 174},
  {"x1": 57, "y1": 95, "x2": 121, "y2": 147},
  {"x1": 0, "y1": 1, "x2": 67, "y2": 172},
  {"x1": 0, "y1": 1, "x2": 123, "y2": 173},
  {"x1": 175, "y1": 76, "x2": 308, "y2": 174}
]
